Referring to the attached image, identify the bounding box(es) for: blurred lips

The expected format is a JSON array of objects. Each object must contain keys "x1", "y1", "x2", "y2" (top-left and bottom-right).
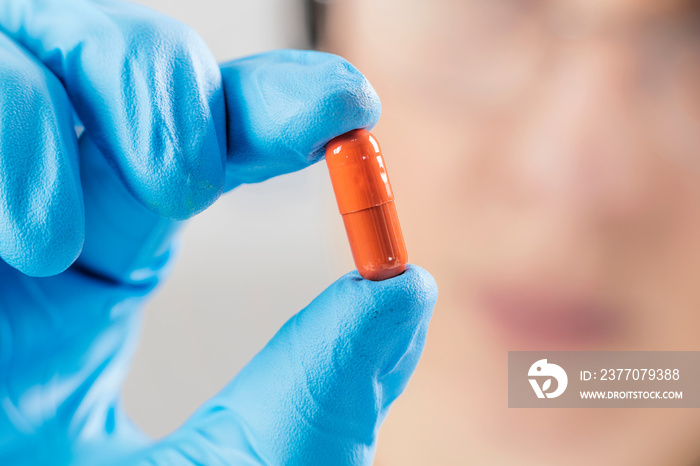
[{"x1": 477, "y1": 285, "x2": 622, "y2": 348}]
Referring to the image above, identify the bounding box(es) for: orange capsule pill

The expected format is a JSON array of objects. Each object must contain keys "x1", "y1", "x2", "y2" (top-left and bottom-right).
[{"x1": 326, "y1": 129, "x2": 408, "y2": 281}]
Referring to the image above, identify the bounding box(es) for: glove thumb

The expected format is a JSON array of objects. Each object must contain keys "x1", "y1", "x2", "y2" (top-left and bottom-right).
[{"x1": 143, "y1": 265, "x2": 437, "y2": 465}]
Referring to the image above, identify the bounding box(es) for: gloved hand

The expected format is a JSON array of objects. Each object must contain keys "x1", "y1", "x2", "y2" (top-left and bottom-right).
[{"x1": 0, "y1": 1, "x2": 438, "y2": 465}]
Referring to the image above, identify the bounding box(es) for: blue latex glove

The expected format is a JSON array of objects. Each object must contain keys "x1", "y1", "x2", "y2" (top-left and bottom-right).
[{"x1": 0, "y1": 1, "x2": 438, "y2": 465}]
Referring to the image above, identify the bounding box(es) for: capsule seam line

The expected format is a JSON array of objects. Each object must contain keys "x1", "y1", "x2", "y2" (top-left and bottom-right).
[{"x1": 340, "y1": 200, "x2": 394, "y2": 215}]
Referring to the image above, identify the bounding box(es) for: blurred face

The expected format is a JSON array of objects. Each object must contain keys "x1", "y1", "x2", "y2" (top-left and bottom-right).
[{"x1": 324, "y1": 0, "x2": 700, "y2": 464}]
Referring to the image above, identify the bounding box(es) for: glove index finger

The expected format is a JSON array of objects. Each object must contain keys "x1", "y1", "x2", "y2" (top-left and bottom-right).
[{"x1": 221, "y1": 49, "x2": 382, "y2": 191}]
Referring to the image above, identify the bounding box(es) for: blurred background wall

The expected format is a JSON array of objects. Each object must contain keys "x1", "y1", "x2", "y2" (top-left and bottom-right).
[{"x1": 121, "y1": 0, "x2": 353, "y2": 438}]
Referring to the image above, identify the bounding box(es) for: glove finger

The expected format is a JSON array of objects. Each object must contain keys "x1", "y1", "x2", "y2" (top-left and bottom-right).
[
  {"x1": 74, "y1": 134, "x2": 182, "y2": 286},
  {"x1": 0, "y1": 0, "x2": 226, "y2": 220},
  {"x1": 74, "y1": 49, "x2": 381, "y2": 283},
  {"x1": 0, "y1": 32, "x2": 83, "y2": 277},
  {"x1": 139, "y1": 265, "x2": 437, "y2": 465},
  {"x1": 221, "y1": 49, "x2": 381, "y2": 190}
]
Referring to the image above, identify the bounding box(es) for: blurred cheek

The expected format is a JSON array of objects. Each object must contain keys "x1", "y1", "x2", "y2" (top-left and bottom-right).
[
  {"x1": 373, "y1": 98, "x2": 493, "y2": 299},
  {"x1": 627, "y1": 178, "x2": 700, "y2": 349}
]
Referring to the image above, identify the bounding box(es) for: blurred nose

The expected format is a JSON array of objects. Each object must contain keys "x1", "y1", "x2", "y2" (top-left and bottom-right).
[{"x1": 509, "y1": 40, "x2": 655, "y2": 222}]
